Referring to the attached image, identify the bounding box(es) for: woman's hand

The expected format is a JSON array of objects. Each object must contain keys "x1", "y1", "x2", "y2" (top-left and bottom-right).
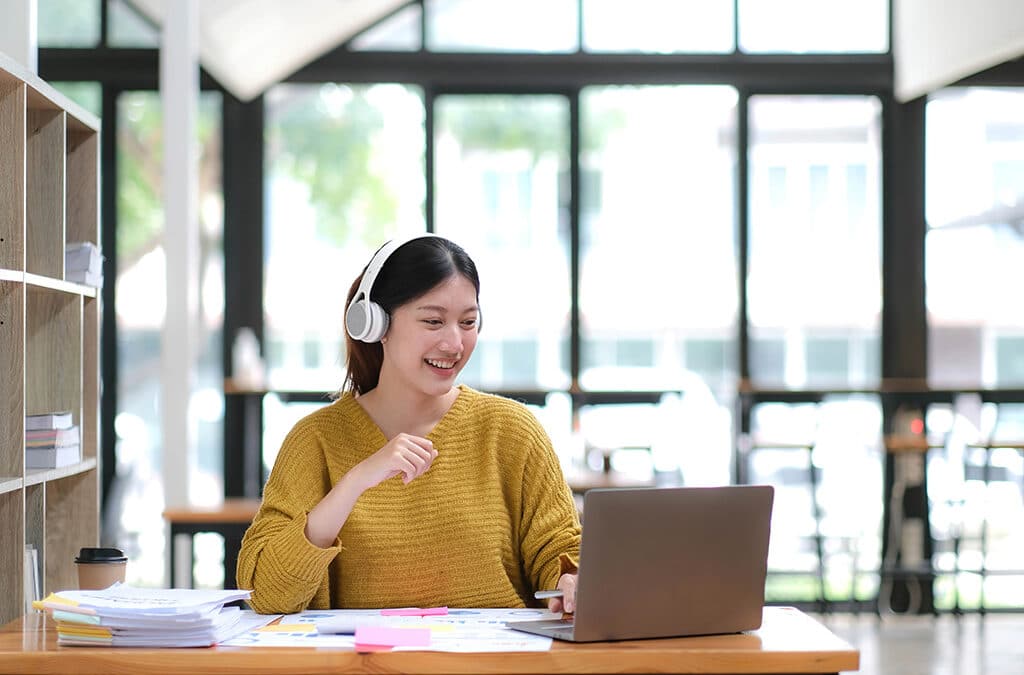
[
  {"x1": 352, "y1": 433, "x2": 438, "y2": 490},
  {"x1": 547, "y1": 573, "x2": 578, "y2": 614},
  {"x1": 305, "y1": 433, "x2": 437, "y2": 548}
]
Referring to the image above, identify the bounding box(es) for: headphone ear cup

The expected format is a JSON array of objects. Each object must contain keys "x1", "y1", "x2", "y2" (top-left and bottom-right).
[
  {"x1": 361, "y1": 301, "x2": 390, "y2": 343},
  {"x1": 345, "y1": 299, "x2": 370, "y2": 341}
]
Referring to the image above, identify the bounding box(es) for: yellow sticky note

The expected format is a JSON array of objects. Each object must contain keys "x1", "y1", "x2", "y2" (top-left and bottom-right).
[
  {"x1": 32, "y1": 592, "x2": 78, "y2": 611},
  {"x1": 258, "y1": 623, "x2": 315, "y2": 633}
]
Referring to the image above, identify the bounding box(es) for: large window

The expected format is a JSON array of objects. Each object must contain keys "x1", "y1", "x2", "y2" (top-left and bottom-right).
[
  {"x1": 263, "y1": 83, "x2": 426, "y2": 392},
  {"x1": 926, "y1": 88, "x2": 1024, "y2": 387},
  {"x1": 434, "y1": 94, "x2": 571, "y2": 390},
  {"x1": 113, "y1": 92, "x2": 224, "y2": 586},
  {"x1": 748, "y1": 96, "x2": 883, "y2": 388},
  {"x1": 579, "y1": 86, "x2": 738, "y2": 392}
]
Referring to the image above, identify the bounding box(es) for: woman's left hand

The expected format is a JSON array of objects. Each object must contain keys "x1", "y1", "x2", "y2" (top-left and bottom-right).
[{"x1": 547, "y1": 573, "x2": 577, "y2": 614}]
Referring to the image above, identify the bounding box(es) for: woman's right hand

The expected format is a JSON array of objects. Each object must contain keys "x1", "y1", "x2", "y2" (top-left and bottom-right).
[
  {"x1": 305, "y1": 433, "x2": 437, "y2": 548},
  {"x1": 353, "y1": 433, "x2": 437, "y2": 490}
]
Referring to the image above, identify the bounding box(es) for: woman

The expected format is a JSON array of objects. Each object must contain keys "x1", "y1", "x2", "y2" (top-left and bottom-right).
[{"x1": 237, "y1": 234, "x2": 581, "y2": 615}]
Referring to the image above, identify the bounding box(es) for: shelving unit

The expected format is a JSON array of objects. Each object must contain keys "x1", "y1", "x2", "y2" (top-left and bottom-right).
[{"x1": 0, "y1": 52, "x2": 100, "y2": 624}]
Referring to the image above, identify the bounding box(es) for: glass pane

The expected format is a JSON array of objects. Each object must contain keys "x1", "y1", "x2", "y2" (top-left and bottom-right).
[
  {"x1": 748, "y1": 95, "x2": 882, "y2": 388},
  {"x1": 52, "y1": 81, "x2": 101, "y2": 118},
  {"x1": 350, "y1": 2, "x2": 422, "y2": 51},
  {"x1": 37, "y1": 0, "x2": 101, "y2": 47},
  {"x1": 749, "y1": 397, "x2": 882, "y2": 603},
  {"x1": 109, "y1": 0, "x2": 160, "y2": 48},
  {"x1": 738, "y1": 0, "x2": 888, "y2": 54},
  {"x1": 264, "y1": 83, "x2": 425, "y2": 391},
  {"x1": 926, "y1": 88, "x2": 1024, "y2": 387},
  {"x1": 579, "y1": 86, "x2": 738, "y2": 392},
  {"x1": 583, "y1": 0, "x2": 733, "y2": 53},
  {"x1": 114, "y1": 91, "x2": 224, "y2": 587},
  {"x1": 426, "y1": 0, "x2": 578, "y2": 52},
  {"x1": 434, "y1": 94, "x2": 570, "y2": 390}
]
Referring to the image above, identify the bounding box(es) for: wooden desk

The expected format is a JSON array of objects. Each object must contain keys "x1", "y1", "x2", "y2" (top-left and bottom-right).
[
  {"x1": 0, "y1": 607, "x2": 858, "y2": 674},
  {"x1": 163, "y1": 498, "x2": 261, "y2": 589}
]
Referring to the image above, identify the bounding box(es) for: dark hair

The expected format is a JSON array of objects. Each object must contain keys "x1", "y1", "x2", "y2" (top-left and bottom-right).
[{"x1": 342, "y1": 236, "x2": 480, "y2": 395}]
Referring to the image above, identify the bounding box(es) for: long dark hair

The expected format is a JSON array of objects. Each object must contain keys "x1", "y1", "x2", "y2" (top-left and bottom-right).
[{"x1": 342, "y1": 236, "x2": 480, "y2": 395}]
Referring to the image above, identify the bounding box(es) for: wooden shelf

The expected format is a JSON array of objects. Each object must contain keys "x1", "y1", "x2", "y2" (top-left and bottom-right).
[
  {"x1": 0, "y1": 54, "x2": 99, "y2": 625},
  {"x1": 0, "y1": 476, "x2": 23, "y2": 496},
  {"x1": 23, "y1": 458, "x2": 98, "y2": 487}
]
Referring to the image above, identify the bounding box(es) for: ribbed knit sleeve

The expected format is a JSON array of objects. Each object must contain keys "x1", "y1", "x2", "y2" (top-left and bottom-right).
[
  {"x1": 513, "y1": 406, "x2": 582, "y2": 593},
  {"x1": 236, "y1": 416, "x2": 342, "y2": 614}
]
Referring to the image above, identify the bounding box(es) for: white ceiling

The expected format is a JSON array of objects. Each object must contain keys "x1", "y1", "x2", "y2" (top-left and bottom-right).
[{"x1": 128, "y1": 0, "x2": 406, "y2": 101}]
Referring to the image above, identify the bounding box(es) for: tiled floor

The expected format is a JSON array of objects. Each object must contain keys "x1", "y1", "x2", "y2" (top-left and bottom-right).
[{"x1": 818, "y1": 612, "x2": 1024, "y2": 675}]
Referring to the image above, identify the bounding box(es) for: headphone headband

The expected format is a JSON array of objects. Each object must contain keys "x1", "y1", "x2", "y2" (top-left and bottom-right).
[{"x1": 345, "y1": 233, "x2": 441, "y2": 342}]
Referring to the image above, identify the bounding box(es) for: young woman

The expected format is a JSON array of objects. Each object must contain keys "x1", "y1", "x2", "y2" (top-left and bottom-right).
[{"x1": 237, "y1": 234, "x2": 581, "y2": 614}]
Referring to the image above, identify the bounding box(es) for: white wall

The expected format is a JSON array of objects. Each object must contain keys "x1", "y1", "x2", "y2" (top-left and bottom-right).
[
  {"x1": 0, "y1": 0, "x2": 37, "y2": 72},
  {"x1": 895, "y1": 0, "x2": 1024, "y2": 101}
]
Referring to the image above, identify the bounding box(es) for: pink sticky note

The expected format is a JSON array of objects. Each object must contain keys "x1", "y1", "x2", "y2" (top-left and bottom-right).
[
  {"x1": 354, "y1": 626, "x2": 432, "y2": 648},
  {"x1": 380, "y1": 606, "x2": 448, "y2": 617}
]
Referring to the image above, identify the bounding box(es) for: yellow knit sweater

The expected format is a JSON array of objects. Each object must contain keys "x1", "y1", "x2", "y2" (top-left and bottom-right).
[{"x1": 237, "y1": 385, "x2": 581, "y2": 614}]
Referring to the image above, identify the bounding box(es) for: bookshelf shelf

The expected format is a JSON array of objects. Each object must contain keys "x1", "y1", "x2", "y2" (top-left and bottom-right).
[
  {"x1": 25, "y1": 272, "x2": 98, "y2": 297},
  {"x1": 0, "y1": 476, "x2": 23, "y2": 495},
  {"x1": 24, "y1": 458, "x2": 98, "y2": 487},
  {"x1": 0, "y1": 53, "x2": 100, "y2": 624}
]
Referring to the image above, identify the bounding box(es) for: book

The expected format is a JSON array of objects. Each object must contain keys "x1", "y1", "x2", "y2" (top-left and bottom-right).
[
  {"x1": 24, "y1": 545, "x2": 40, "y2": 615},
  {"x1": 26, "y1": 444, "x2": 81, "y2": 469},
  {"x1": 25, "y1": 425, "x2": 80, "y2": 448},
  {"x1": 25, "y1": 411, "x2": 73, "y2": 431}
]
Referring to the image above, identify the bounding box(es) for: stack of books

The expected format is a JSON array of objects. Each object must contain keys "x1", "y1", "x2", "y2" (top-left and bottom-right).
[
  {"x1": 33, "y1": 584, "x2": 269, "y2": 647},
  {"x1": 25, "y1": 411, "x2": 81, "y2": 469},
  {"x1": 65, "y1": 241, "x2": 103, "y2": 288}
]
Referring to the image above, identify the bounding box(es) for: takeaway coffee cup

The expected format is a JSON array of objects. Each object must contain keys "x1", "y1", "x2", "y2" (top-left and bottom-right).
[{"x1": 75, "y1": 547, "x2": 128, "y2": 590}]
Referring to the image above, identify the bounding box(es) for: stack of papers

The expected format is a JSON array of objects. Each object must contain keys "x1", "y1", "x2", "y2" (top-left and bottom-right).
[{"x1": 33, "y1": 583, "x2": 271, "y2": 647}]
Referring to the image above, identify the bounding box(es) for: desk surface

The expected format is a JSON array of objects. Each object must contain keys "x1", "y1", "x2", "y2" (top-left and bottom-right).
[
  {"x1": 0, "y1": 606, "x2": 857, "y2": 675},
  {"x1": 163, "y1": 498, "x2": 262, "y2": 524}
]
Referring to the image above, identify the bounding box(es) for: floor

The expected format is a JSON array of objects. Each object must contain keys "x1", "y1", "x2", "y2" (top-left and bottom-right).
[{"x1": 818, "y1": 612, "x2": 1024, "y2": 675}]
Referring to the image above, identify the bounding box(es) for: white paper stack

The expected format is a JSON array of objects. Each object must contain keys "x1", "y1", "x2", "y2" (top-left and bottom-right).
[
  {"x1": 25, "y1": 412, "x2": 81, "y2": 469},
  {"x1": 34, "y1": 583, "x2": 266, "y2": 647},
  {"x1": 65, "y1": 241, "x2": 104, "y2": 288}
]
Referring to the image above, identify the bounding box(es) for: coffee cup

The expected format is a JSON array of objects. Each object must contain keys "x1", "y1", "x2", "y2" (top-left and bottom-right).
[{"x1": 75, "y1": 547, "x2": 128, "y2": 590}]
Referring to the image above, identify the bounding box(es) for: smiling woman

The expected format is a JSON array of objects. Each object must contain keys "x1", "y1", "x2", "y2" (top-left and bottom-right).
[{"x1": 236, "y1": 234, "x2": 582, "y2": 615}]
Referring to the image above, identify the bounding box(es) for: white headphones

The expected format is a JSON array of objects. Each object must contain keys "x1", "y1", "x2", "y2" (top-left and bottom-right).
[{"x1": 345, "y1": 233, "x2": 441, "y2": 343}]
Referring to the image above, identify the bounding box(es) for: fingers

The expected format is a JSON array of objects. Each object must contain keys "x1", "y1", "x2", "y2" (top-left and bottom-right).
[
  {"x1": 557, "y1": 573, "x2": 578, "y2": 614},
  {"x1": 385, "y1": 434, "x2": 437, "y2": 484},
  {"x1": 548, "y1": 597, "x2": 564, "y2": 613}
]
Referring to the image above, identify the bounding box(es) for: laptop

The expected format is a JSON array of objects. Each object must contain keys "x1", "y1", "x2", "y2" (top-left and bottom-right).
[{"x1": 507, "y1": 484, "x2": 774, "y2": 642}]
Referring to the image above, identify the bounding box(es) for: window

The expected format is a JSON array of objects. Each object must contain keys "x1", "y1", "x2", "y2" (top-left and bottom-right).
[
  {"x1": 38, "y1": 0, "x2": 101, "y2": 47},
  {"x1": 582, "y1": 0, "x2": 733, "y2": 53},
  {"x1": 926, "y1": 88, "x2": 1024, "y2": 387},
  {"x1": 579, "y1": 85, "x2": 739, "y2": 391},
  {"x1": 426, "y1": 0, "x2": 578, "y2": 52},
  {"x1": 434, "y1": 94, "x2": 571, "y2": 390},
  {"x1": 113, "y1": 91, "x2": 224, "y2": 586},
  {"x1": 748, "y1": 95, "x2": 882, "y2": 388},
  {"x1": 263, "y1": 83, "x2": 425, "y2": 391},
  {"x1": 738, "y1": 0, "x2": 888, "y2": 53}
]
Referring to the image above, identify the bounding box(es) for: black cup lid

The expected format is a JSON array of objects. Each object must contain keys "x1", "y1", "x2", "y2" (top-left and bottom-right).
[{"x1": 75, "y1": 547, "x2": 127, "y2": 564}]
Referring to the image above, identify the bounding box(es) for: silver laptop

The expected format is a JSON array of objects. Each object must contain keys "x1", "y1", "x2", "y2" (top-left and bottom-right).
[{"x1": 508, "y1": 485, "x2": 774, "y2": 642}]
